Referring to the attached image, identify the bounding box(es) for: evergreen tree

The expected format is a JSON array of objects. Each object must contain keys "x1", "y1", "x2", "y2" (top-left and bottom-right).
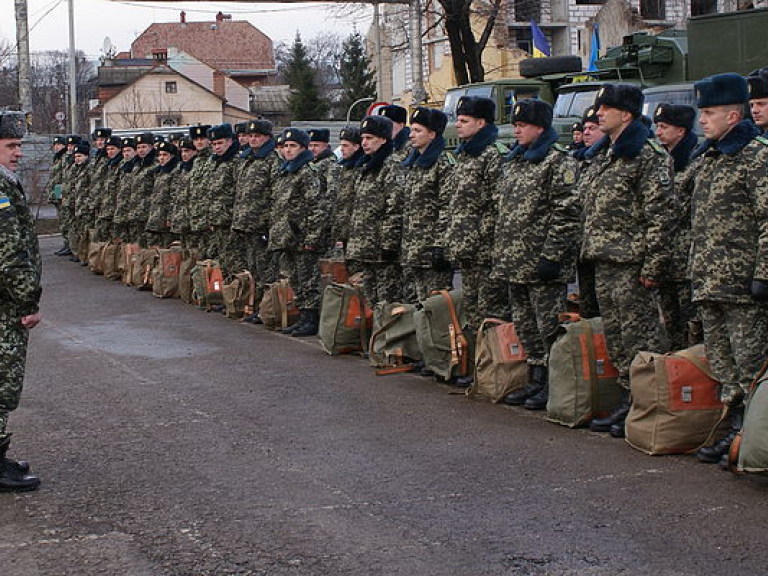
[
  {"x1": 283, "y1": 32, "x2": 329, "y2": 121},
  {"x1": 338, "y1": 32, "x2": 376, "y2": 120}
]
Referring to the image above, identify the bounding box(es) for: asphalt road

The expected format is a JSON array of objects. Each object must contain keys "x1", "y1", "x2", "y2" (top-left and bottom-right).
[{"x1": 2, "y1": 236, "x2": 768, "y2": 576}]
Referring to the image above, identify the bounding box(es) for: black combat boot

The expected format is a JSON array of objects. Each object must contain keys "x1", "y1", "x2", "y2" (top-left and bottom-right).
[
  {"x1": 0, "y1": 438, "x2": 40, "y2": 493},
  {"x1": 697, "y1": 403, "x2": 744, "y2": 464},
  {"x1": 281, "y1": 310, "x2": 307, "y2": 335},
  {"x1": 590, "y1": 388, "x2": 631, "y2": 434},
  {"x1": 503, "y1": 365, "x2": 546, "y2": 406},
  {"x1": 523, "y1": 366, "x2": 549, "y2": 410},
  {"x1": 292, "y1": 309, "x2": 319, "y2": 337}
]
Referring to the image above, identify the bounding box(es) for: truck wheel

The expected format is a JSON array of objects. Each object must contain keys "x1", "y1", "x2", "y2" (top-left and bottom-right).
[{"x1": 519, "y1": 56, "x2": 583, "y2": 78}]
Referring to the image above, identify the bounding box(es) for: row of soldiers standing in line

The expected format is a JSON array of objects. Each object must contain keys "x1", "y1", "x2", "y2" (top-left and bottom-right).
[{"x1": 48, "y1": 67, "x2": 768, "y2": 467}]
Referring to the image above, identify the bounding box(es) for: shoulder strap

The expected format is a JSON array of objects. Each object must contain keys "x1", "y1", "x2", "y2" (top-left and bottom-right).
[
  {"x1": 439, "y1": 290, "x2": 469, "y2": 376},
  {"x1": 244, "y1": 271, "x2": 255, "y2": 316}
]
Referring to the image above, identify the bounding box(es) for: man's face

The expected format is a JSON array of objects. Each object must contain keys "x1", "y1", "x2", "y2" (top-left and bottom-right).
[
  {"x1": 238, "y1": 134, "x2": 249, "y2": 147},
  {"x1": 181, "y1": 148, "x2": 197, "y2": 162},
  {"x1": 597, "y1": 105, "x2": 630, "y2": 138},
  {"x1": 409, "y1": 123, "x2": 435, "y2": 152},
  {"x1": 282, "y1": 141, "x2": 303, "y2": 161},
  {"x1": 339, "y1": 140, "x2": 360, "y2": 160},
  {"x1": 122, "y1": 147, "x2": 136, "y2": 161},
  {"x1": 193, "y1": 137, "x2": 209, "y2": 151},
  {"x1": 157, "y1": 150, "x2": 173, "y2": 166},
  {"x1": 455, "y1": 115, "x2": 485, "y2": 140},
  {"x1": 572, "y1": 130, "x2": 584, "y2": 144},
  {"x1": 248, "y1": 133, "x2": 270, "y2": 150},
  {"x1": 66, "y1": 143, "x2": 76, "y2": 154},
  {"x1": 74, "y1": 152, "x2": 88, "y2": 165},
  {"x1": 308, "y1": 141, "x2": 330, "y2": 158},
  {"x1": 655, "y1": 121, "x2": 686, "y2": 150},
  {"x1": 95, "y1": 136, "x2": 106, "y2": 149},
  {"x1": 513, "y1": 121, "x2": 544, "y2": 147},
  {"x1": 391, "y1": 122, "x2": 404, "y2": 138},
  {"x1": 582, "y1": 122, "x2": 603, "y2": 147},
  {"x1": 211, "y1": 138, "x2": 232, "y2": 156},
  {"x1": 750, "y1": 98, "x2": 768, "y2": 129},
  {"x1": 105, "y1": 144, "x2": 120, "y2": 159},
  {"x1": 361, "y1": 134, "x2": 386, "y2": 155},
  {"x1": 136, "y1": 142, "x2": 152, "y2": 158},
  {"x1": 53, "y1": 142, "x2": 65, "y2": 153},
  {"x1": 0, "y1": 138, "x2": 23, "y2": 172},
  {"x1": 699, "y1": 106, "x2": 735, "y2": 141}
]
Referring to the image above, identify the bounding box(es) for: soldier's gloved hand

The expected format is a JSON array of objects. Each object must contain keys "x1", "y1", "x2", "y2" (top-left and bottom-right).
[
  {"x1": 750, "y1": 279, "x2": 768, "y2": 302},
  {"x1": 381, "y1": 249, "x2": 398, "y2": 261},
  {"x1": 537, "y1": 257, "x2": 561, "y2": 281}
]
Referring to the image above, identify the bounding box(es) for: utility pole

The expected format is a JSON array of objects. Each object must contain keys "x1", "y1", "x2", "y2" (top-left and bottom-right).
[
  {"x1": 68, "y1": 0, "x2": 78, "y2": 134},
  {"x1": 14, "y1": 0, "x2": 33, "y2": 125},
  {"x1": 408, "y1": 0, "x2": 426, "y2": 103}
]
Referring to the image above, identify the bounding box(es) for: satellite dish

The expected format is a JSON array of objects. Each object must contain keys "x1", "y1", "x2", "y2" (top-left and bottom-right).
[{"x1": 102, "y1": 37, "x2": 115, "y2": 56}]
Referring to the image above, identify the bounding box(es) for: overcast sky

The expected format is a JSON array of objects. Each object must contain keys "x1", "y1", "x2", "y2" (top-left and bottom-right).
[{"x1": 0, "y1": 0, "x2": 373, "y2": 61}]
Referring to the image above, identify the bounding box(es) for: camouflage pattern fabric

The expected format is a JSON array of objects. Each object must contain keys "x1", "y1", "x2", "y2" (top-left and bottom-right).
[
  {"x1": 145, "y1": 158, "x2": 179, "y2": 242},
  {"x1": 402, "y1": 266, "x2": 453, "y2": 303},
  {"x1": 57, "y1": 155, "x2": 76, "y2": 245},
  {"x1": 460, "y1": 264, "x2": 509, "y2": 331},
  {"x1": 186, "y1": 148, "x2": 213, "y2": 234},
  {"x1": 268, "y1": 159, "x2": 325, "y2": 253},
  {"x1": 46, "y1": 149, "x2": 66, "y2": 204},
  {"x1": 67, "y1": 161, "x2": 91, "y2": 257},
  {"x1": 508, "y1": 282, "x2": 566, "y2": 365},
  {"x1": 126, "y1": 155, "x2": 157, "y2": 246},
  {"x1": 280, "y1": 250, "x2": 322, "y2": 311},
  {"x1": 658, "y1": 280, "x2": 697, "y2": 351},
  {"x1": 355, "y1": 261, "x2": 402, "y2": 306},
  {"x1": 329, "y1": 161, "x2": 358, "y2": 247},
  {"x1": 94, "y1": 156, "x2": 122, "y2": 241},
  {"x1": 169, "y1": 160, "x2": 193, "y2": 240},
  {"x1": 112, "y1": 158, "x2": 135, "y2": 239}
]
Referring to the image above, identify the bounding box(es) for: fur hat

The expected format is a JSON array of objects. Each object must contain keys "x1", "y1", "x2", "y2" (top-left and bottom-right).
[
  {"x1": 581, "y1": 106, "x2": 600, "y2": 125},
  {"x1": 378, "y1": 104, "x2": 407, "y2": 124},
  {"x1": 66, "y1": 134, "x2": 82, "y2": 146},
  {"x1": 153, "y1": 134, "x2": 166, "y2": 144},
  {"x1": 53, "y1": 135, "x2": 66, "y2": 146},
  {"x1": 571, "y1": 122, "x2": 584, "y2": 133},
  {"x1": 121, "y1": 137, "x2": 136, "y2": 149},
  {"x1": 511, "y1": 99, "x2": 553, "y2": 129},
  {"x1": 410, "y1": 107, "x2": 448, "y2": 135},
  {"x1": 74, "y1": 142, "x2": 91, "y2": 156},
  {"x1": 207, "y1": 123, "x2": 234, "y2": 140},
  {"x1": 247, "y1": 119, "x2": 273, "y2": 136},
  {"x1": 360, "y1": 115, "x2": 393, "y2": 140},
  {"x1": 135, "y1": 132, "x2": 154, "y2": 145},
  {"x1": 594, "y1": 84, "x2": 644, "y2": 118},
  {"x1": 156, "y1": 141, "x2": 178, "y2": 155},
  {"x1": 106, "y1": 136, "x2": 122, "y2": 148},
  {"x1": 169, "y1": 132, "x2": 185, "y2": 142},
  {"x1": 695, "y1": 73, "x2": 749, "y2": 108},
  {"x1": 339, "y1": 126, "x2": 362, "y2": 144},
  {"x1": 455, "y1": 96, "x2": 495, "y2": 123},
  {"x1": 179, "y1": 138, "x2": 195, "y2": 151},
  {"x1": 653, "y1": 103, "x2": 696, "y2": 131},
  {"x1": 308, "y1": 128, "x2": 330, "y2": 143},
  {"x1": 747, "y1": 67, "x2": 768, "y2": 100},
  {"x1": 93, "y1": 127, "x2": 112, "y2": 139},
  {"x1": 234, "y1": 122, "x2": 247, "y2": 135},
  {"x1": 189, "y1": 124, "x2": 211, "y2": 139},
  {"x1": 281, "y1": 128, "x2": 310, "y2": 148}
]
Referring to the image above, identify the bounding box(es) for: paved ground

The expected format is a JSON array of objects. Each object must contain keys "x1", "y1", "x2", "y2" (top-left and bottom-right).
[{"x1": 2, "y1": 236, "x2": 768, "y2": 576}]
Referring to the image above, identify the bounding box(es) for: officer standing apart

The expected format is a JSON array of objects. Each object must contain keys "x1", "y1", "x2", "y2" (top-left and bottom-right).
[
  {"x1": 580, "y1": 84, "x2": 675, "y2": 438},
  {"x1": 494, "y1": 100, "x2": 581, "y2": 410},
  {"x1": 687, "y1": 74, "x2": 768, "y2": 465},
  {"x1": 0, "y1": 111, "x2": 43, "y2": 492},
  {"x1": 748, "y1": 67, "x2": 768, "y2": 135}
]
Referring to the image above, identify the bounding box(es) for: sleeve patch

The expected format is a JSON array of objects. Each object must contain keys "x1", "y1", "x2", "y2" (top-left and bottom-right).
[{"x1": 0, "y1": 194, "x2": 11, "y2": 210}]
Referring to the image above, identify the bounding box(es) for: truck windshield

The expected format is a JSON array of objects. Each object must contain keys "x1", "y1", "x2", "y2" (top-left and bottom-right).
[
  {"x1": 553, "y1": 89, "x2": 600, "y2": 118},
  {"x1": 642, "y1": 89, "x2": 697, "y2": 117},
  {"x1": 443, "y1": 85, "x2": 493, "y2": 121}
]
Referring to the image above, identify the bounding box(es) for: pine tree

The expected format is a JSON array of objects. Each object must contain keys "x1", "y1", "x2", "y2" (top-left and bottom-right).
[
  {"x1": 283, "y1": 32, "x2": 329, "y2": 121},
  {"x1": 338, "y1": 32, "x2": 376, "y2": 120}
]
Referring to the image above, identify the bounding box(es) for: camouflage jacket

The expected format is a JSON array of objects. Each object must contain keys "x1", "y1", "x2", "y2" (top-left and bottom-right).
[
  {"x1": 70, "y1": 161, "x2": 92, "y2": 219},
  {"x1": 88, "y1": 151, "x2": 111, "y2": 217},
  {"x1": 146, "y1": 157, "x2": 179, "y2": 232},
  {"x1": 186, "y1": 148, "x2": 214, "y2": 232},
  {"x1": 689, "y1": 122, "x2": 768, "y2": 303},
  {"x1": 268, "y1": 150, "x2": 324, "y2": 251},
  {"x1": 492, "y1": 129, "x2": 581, "y2": 284},
  {"x1": 391, "y1": 127, "x2": 412, "y2": 164},
  {"x1": 579, "y1": 119, "x2": 675, "y2": 279},
  {"x1": 46, "y1": 150, "x2": 66, "y2": 203},
  {"x1": 664, "y1": 131, "x2": 700, "y2": 281},
  {"x1": 113, "y1": 158, "x2": 136, "y2": 226},
  {"x1": 444, "y1": 124, "x2": 507, "y2": 266},
  {"x1": 169, "y1": 159, "x2": 194, "y2": 234},
  {"x1": 0, "y1": 169, "x2": 41, "y2": 317},
  {"x1": 330, "y1": 148, "x2": 364, "y2": 247},
  {"x1": 204, "y1": 142, "x2": 240, "y2": 229},
  {"x1": 127, "y1": 151, "x2": 157, "y2": 224},
  {"x1": 58, "y1": 154, "x2": 77, "y2": 207},
  {"x1": 395, "y1": 137, "x2": 454, "y2": 266},
  {"x1": 95, "y1": 154, "x2": 123, "y2": 223},
  {"x1": 231, "y1": 140, "x2": 280, "y2": 235}
]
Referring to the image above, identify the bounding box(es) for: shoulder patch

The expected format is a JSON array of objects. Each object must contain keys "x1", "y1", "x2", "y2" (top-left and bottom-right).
[
  {"x1": 561, "y1": 167, "x2": 577, "y2": 186},
  {"x1": 445, "y1": 151, "x2": 457, "y2": 166},
  {"x1": 647, "y1": 139, "x2": 666, "y2": 155},
  {"x1": 553, "y1": 143, "x2": 568, "y2": 153},
  {"x1": 756, "y1": 135, "x2": 768, "y2": 147},
  {"x1": 307, "y1": 162, "x2": 319, "y2": 172},
  {"x1": 0, "y1": 194, "x2": 11, "y2": 210},
  {"x1": 494, "y1": 142, "x2": 509, "y2": 155}
]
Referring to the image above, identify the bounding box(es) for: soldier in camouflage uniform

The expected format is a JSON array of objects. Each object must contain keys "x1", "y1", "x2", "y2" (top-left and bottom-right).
[
  {"x1": 126, "y1": 133, "x2": 157, "y2": 247},
  {"x1": 112, "y1": 138, "x2": 137, "y2": 242},
  {"x1": 47, "y1": 136, "x2": 68, "y2": 254},
  {"x1": 87, "y1": 129, "x2": 113, "y2": 242},
  {"x1": 67, "y1": 142, "x2": 92, "y2": 264},
  {"x1": 685, "y1": 74, "x2": 768, "y2": 464},
  {"x1": 0, "y1": 111, "x2": 43, "y2": 492},
  {"x1": 493, "y1": 100, "x2": 581, "y2": 410},
  {"x1": 94, "y1": 136, "x2": 123, "y2": 242},
  {"x1": 395, "y1": 107, "x2": 454, "y2": 302},
  {"x1": 580, "y1": 84, "x2": 675, "y2": 438},
  {"x1": 268, "y1": 129, "x2": 325, "y2": 337},
  {"x1": 57, "y1": 134, "x2": 82, "y2": 257},
  {"x1": 235, "y1": 122, "x2": 249, "y2": 153},
  {"x1": 379, "y1": 104, "x2": 411, "y2": 163},
  {"x1": 329, "y1": 127, "x2": 364, "y2": 252},
  {"x1": 347, "y1": 115, "x2": 404, "y2": 306},
  {"x1": 169, "y1": 138, "x2": 197, "y2": 246},
  {"x1": 145, "y1": 141, "x2": 179, "y2": 247},
  {"x1": 185, "y1": 125, "x2": 213, "y2": 255},
  {"x1": 748, "y1": 68, "x2": 768, "y2": 135}
]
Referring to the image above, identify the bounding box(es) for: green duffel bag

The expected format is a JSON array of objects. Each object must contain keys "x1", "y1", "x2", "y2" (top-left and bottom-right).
[
  {"x1": 413, "y1": 289, "x2": 468, "y2": 382},
  {"x1": 318, "y1": 283, "x2": 371, "y2": 355},
  {"x1": 729, "y1": 365, "x2": 768, "y2": 474},
  {"x1": 369, "y1": 302, "x2": 422, "y2": 373}
]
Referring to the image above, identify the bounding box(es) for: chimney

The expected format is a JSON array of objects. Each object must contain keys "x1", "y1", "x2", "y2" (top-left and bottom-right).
[
  {"x1": 213, "y1": 71, "x2": 225, "y2": 98},
  {"x1": 215, "y1": 12, "x2": 232, "y2": 22},
  {"x1": 180, "y1": 11, "x2": 186, "y2": 24}
]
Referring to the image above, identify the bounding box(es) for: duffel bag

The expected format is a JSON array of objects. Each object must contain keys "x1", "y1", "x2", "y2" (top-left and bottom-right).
[
  {"x1": 87, "y1": 241, "x2": 107, "y2": 274},
  {"x1": 223, "y1": 271, "x2": 256, "y2": 319},
  {"x1": 318, "y1": 283, "x2": 372, "y2": 355},
  {"x1": 178, "y1": 250, "x2": 199, "y2": 304},
  {"x1": 369, "y1": 302, "x2": 421, "y2": 373},
  {"x1": 120, "y1": 243, "x2": 141, "y2": 286},
  {"x1": 191, "y1": 259, "x2": 224, "y2": 310},
  {"x1": 259, "y1": 280, "x2": 300, "y2": 330},
  {"x1": 152, "y1": 244, "x2": 185, "y2": 298},
  {"x1": 467, "y1": 319, "x2": 528, "y2": 403},
  {"x1": 102, "y1": 240, "x2": 122, "y2": 281},
  {"x1": 132, "y1": 248, "x2": 158, "y2": 291},
  {"x1": 413, "y1": 289, "x2": 468, "y2": 382},
  {"x1": 729, "y1": 362, "x2": 768, "y2": 474}
]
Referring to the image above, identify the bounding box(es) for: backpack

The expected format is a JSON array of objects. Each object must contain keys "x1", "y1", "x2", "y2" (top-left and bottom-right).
[
  {"x1": 132, "y1": 248, "x2": 158, "y2": 291},
  {"x1": 87, "y1": 241, "x2": 107, "y2": 274},
  {"x1": 546, "y1": 317, "x2": 623, "y2": 428},
  {"x1": 413, "y1": 289, "x2": 468, "y2": 382},
  {"x1": 152, "y1": 244, "x2": 185, "y2": 298},
  {"x1": 101, "y1": 240, "x2": 122, "y2": 281},
  {"x1": 318, "y1": 283, "x2": 372, "y2": 355},
  {"x1": 191, "y1": 260, "x2": 225, "y2": 309},
  {"x1": 259, "y1": 280, "x2": 300, "y2": 330},
  {"x1": 222, "y1": 271, "x2": 256, "y2": 319},
  {"x1": 119, "y1": 243, "x2": 141, "y2": 286},
  {"x1": 729, "y1": 362, "x2": 768, "y2": 474},
  {"x1": 178, "y1": 251, "x2": 200, "y2": 304},
  {"x1": 467, "y1": 319, "x2": 528, "y2": 403},
  {"x1": 369, "y1": 302, "x2": 421, "y2": 373}
]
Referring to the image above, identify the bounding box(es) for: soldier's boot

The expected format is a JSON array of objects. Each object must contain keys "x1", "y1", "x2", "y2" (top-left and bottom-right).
[
  {"x1": 0, "y1": 438, "x2": 39, "y2": 493},
  {"x1": 292, "y1": 309, "x2": 319, "y2": 337},
  {"x1": 523, "y1": 366, "x2": 549, "y2": 410},
  {"x1": 503, "y1": 365, "x2": 546, "y2": 406},
  {"x1": 281, "y1": 310, "x2": 307, "y2": 335},
  {"x1": 590, "y1": 388, "x2": 631, "y2": 434},
  {"x1": 697, "y1": 403, "x2": 744, "y2": 464}
]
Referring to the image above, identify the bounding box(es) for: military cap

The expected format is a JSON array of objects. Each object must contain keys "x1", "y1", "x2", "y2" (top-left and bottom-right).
[
  {"x1": 234, "y1": 122, "x2": 247, "y2": 135},
  {"x1": 53, "y1": 135, "x2": 66, "y2": 146},
  {"x1": 208, "y1": 123, "x2": 234, "y2": 140},
  {"x1": 153, "y1": 134, "x2": 166, "y2": 144},
  {"x1": 695, "y1": 73, "x2": 748, "y2": 108},
  {"x1": 456, "y1": 96, "x2": 495, "y2": 123},
  {"x1": 135, "y1": 132, "x2": 154, "y2": 145},
  {"x1": 747, "y1": 67, "x2": 768, "y2": 100},
  {"x1": 121, "y1": 137, "x2": 136, "y2": 149},
  {"x1": 308, "y1": 128, "x2": 330, "y2": 142},
  {"x1": 93, "y1": 127, "x2": 112, "y2": 139},
  {"x1": 276, "y1": 133, "x2": 285, "y2": 146},
  {"x1": 360, "y1": 115, "x2": 393, "y2": 140},
  {"x1": 594, "y1": 84, "x2": 643, "y2": 118},
  {"x1": 105, "y1": 135, "x2": 122, "y2": 148},
  {"x1": 339, "y1": 126, "x2": 361, "y2": 144},
  {"x1": 179, "y1": 138, "x2": 195, "y2": 151},
  {"x1": 653, "y1": 103, "x2": 696, "y2": 132},
  {"x1": 74, "y1": 142, "x2": 91, "y2": 156},
  {"x1": 0, "y1": 111, "x2": 25, "y2": 139},
  {"x1": 571, "y1": 122, "x2": 584, "y2": 133},
  {"x1": 169, "y1": 131, "x2": 185, "y2": 142},
  {"x1": 246, "y1": 119, "x2": 273, "y2": 136},
  {"x1": 410, "y1": 107, "x2": 448, "y2": 135},
  {"x1": 512, "y1": 99, "x2": 553, "y2": 129},
  {"x1": 66, "y1": 134, "x2": 82, "y2": 146},
  {"x1": 281, "y1": 128, "x2": 310, "y2": 148},
  {"x1": 156, "y1": 141, "x2": 178, "y2": 155},
  {"x1": 581, "y1": 106, "x2": 600, "y2": 125},
  {"x1": 378, "y1": 104, "x2": 407, "y2": 124},
  {"x1": 189, "y1": 124, "x2": 211, "y2": 139}
]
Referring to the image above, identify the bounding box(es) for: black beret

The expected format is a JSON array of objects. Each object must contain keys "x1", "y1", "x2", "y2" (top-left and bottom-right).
[
  {"x1": 247, "y1": 119, "x2": 273, "y2": 135},
  {"x1": 308, "y1": 128, "x2": 330, "y2": 142},
  {"x1": 208, "y1": 123, "x2": 234, "y2": 140},
  {"x1": 339, "y1": 126, "x2": 361, "y2": 144},
  {"x1": 66, "y1": 134, "x2": 82, "y2": 145},
  {"x1": 695, "y1": 73, "x2": 748, "y2": 108},
  {"x1": 93, "y1": 127, "x2": 112, "y2": 138},
  {"x1": 594, "y1": 84, "x2": 643, "y2": 118},
  {"x1": 179, "y1": 138, "x2": 195, "y2": 151},
  {"x1": 106, "y1": 136, "x2": 122, "y2": 148},
  {"x1": 379, "y1": 104, "x2": 407, "y2": 124},
  {"x1": 410, "y1": 107, "x2": 448, "y2": 135},
  {"x1": 360, "y1": 115, "x2": 393, "y2": 140},
  {"x1": 74, "y1": 142, "x2": 91, "y2": 156},
  {"x1": 189, "y1": 124, "x2": 211, "y2": 139},
  {"x1": 747, "y1": 67, "x2": 768, "y2": 100},
  {"x1": 121, "y1": 137, "x2": 136, "y2": 149},
  {"x1": 234, "y1": 122, "x2": 247, "y2": 134},
  {"x1": 571, "y1": 122, "x2": 584, "y2": 132},
  {"x1": 156, "y1": 141, "x2": 178, "y2": 155},
  {"x1": 281, "y1": 128, "x2": 310, "y2": 148},
  {"x1": 653, "y1": 103, "x2": 696, "y2": 131},
  {"x1": 581, "y1": 106, "x2": 600, "y2": 125},
  {"x1": 135, "y1": 132, "x2": 154, "y2": 145},
  {"x1": 53, "y1": 135, "x2": 66, "y2": 145},
  {"x1": 456, "y1": 96, "x2": 495, "y2": 123},
  {"x1": 512, "y1": 99, "x2": 553, "y2": 129}
]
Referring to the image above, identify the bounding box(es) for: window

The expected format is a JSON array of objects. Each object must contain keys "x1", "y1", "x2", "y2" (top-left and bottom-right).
[
  {"x1": 641, "y1": 0, "x2": 666, "y2": 20},
  {"x1": 691, "y1": 0, "x2": 717, "y2": 15},
  {"x1": 165, "y1": 81, "x2": 177, "y2": 94}
]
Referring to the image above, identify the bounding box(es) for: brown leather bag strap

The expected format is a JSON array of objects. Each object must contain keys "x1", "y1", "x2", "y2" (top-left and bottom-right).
[
  {"x1": 580, "y1": 320, "x2": 601, "y2": 404},
  {"x1": 439, "y1": 290, "x2": 468, "y2": 376},
  {"x1": 356, "y1": 286, "x2": 370, "y2": 353},
  {"x1": 244, "y1": 271, "x2": 256, "y2": 315},
  {"x1": 279, "y1": 281, "x2": 289, "y2": 328}
]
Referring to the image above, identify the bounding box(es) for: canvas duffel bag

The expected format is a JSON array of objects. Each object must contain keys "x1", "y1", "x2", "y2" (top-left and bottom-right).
[
  {"x1": 152, "y1": 244, "x2": 185, "y2": 298},
  {"x1": 132, "y1": 248, "x2": 158, "y2": 291},
  {"x1": 729, "y1": 362, "x2": 768, "y2": 474},
  {"x1": 318, "y1": 283, "x2": 372, "y2": 355},
  {"x1": 369, "y1": 302, "x2": 421, "y2": 373},
  {"x1": 120, "y1": 243, "x2": 141, "y2": 286},
  {"x1": 102, "y1": 240, "x2": 122, "y2": 281},
  {"x1": 259, "y1": 280, "x2": 300, "y2": 330},
  {"x1": 413, "y1": 289, "x2": 468, "y2": 382},
  {"x1": 87, "y1": 241, "x2": 107, "y2": 274},
  {"x1": 222, "y1": 271, "x2": 256, "y2": 319},
  {"x1": 191, "y1": 259, "x2": 224, "y2": 310},
  {"x1": 467, "y1": 319, "x2": 528, "y2": 403}
]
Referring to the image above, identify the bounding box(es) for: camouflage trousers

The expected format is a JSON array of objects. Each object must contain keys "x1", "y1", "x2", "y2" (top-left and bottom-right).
[
  {"x1": 402, "y1": 265, "x2": 453, "y2": 303},
  {"x1": 59, "y1": 204, "x2": 73, "y2": 243},
  {"x1": 350, "y1": 261, "x2": 402, "y2": 307},
  {"x1": 145, "y1": 230, "x2": 176, "y2": 249},
  {"x1": 460, "y1": 264, "x2": 509, "y2": 332},
  {"x1": 508, "y1": 282, "x2": 567, "y2": 366},
  {"x1": 594, "y1": 262, "x2": 666, "y2": 388},
  {"x1": 94, "y1": 218, "x2": 113, "y2": 243},
  {"x1": 280, "y1": 250, "x2": 322, "y2": 311},
  {"x1": 658, "y1": 280, "x2": 698, "y2": 351},
  {"x1": 699, "y1": 301, "x2": 768, "y2": 405},
  {"x1": 577, "y1": 259, "x2": 600, "y2": 319},
  {"x1": 228, "y1": 231, "x2": 278, "y2": 286},
  {"x1": 0, "y1": 314, "x2": 30, "y2": 442}
]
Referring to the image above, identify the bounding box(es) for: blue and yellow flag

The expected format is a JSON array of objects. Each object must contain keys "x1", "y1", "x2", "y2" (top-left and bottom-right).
[
  {"x1": 530, "y1": 21, "x2": 551, "y2": 58},
  {"x1": 587, "y1": 23, "x2": 601, "y2": 72}
]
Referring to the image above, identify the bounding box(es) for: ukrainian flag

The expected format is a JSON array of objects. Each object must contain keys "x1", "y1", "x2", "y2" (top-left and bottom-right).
[{"x1": 531, "y1": 20, "x2": 551, "y2": 58}]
